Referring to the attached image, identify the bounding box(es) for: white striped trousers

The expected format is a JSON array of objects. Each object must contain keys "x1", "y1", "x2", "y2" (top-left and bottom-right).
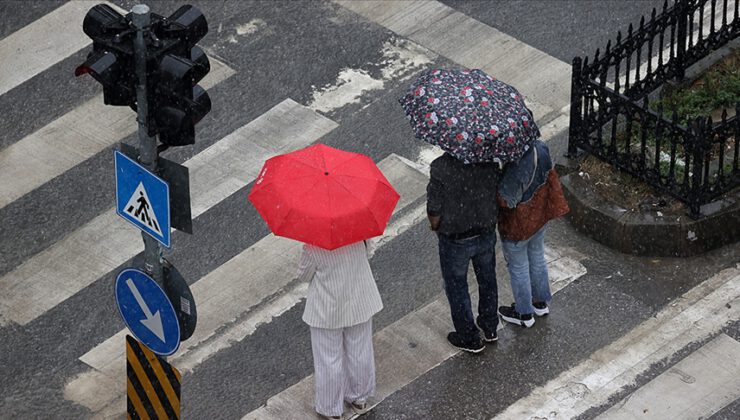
[{"x1": 309, "y1": 319, "x2": 376, "y2": 417}]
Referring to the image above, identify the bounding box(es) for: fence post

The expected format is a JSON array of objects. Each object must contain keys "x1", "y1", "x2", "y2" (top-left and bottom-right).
[
  {"x1": 568, "y1": 56, "x2": 583, "y2": 158},
  {"x1": 675, "y1": 0, "x2": 689, "y2": 80},
  {"x1": 689, "y1": 117, "x2": 706, "y2": 218}
]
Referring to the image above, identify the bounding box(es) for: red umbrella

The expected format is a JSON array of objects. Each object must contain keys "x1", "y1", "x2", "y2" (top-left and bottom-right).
[{"x1": 248, "y1": 144, "x2": 400, "y2": 250}]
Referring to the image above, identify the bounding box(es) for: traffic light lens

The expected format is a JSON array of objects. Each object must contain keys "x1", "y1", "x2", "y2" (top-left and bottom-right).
[
  {"x1": 74, "y1": 65, "x2": 91, "y2": 77},
  {"x1": 76, "y1": 51, "x2": 119, "y2": 84}
]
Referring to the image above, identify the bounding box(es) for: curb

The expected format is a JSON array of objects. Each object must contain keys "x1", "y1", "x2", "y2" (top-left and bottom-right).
[{"x1": 560, "y1": 172, "x2": 740, "y2": 257}]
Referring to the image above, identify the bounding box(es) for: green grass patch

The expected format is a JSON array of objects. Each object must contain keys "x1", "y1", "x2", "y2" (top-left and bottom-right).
[{"x1": 650, "y1": 48, "x2": 740, "y2": 124}]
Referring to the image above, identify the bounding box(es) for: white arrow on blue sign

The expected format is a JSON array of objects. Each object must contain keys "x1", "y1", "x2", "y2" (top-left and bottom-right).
[
  {"x1": 115, "y1": 150, "x2": 171, "y2": 247},
  {"x1": 115, "y1": 268, "x2": 180, "y2": 356}
]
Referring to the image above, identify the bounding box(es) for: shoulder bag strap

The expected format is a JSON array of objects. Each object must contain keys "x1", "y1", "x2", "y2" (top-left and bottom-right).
[{"x1": 525, "y1": 145, "x2": 538, "y2": 191}]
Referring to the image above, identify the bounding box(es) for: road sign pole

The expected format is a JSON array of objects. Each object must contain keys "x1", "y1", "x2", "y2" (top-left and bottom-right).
[{"x1": 132, "y1": 4, "x2": 163, "y2": 284}]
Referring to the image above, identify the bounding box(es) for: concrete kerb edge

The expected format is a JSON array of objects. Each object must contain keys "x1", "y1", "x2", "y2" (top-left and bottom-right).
[{"x1": 560, "y1": 172, "x2": 740, "y2": 257}]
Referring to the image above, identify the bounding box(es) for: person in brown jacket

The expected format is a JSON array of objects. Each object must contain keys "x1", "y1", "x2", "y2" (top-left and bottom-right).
[{"x1": 496, "y1": 139, "x2": 569, "y2": 327}]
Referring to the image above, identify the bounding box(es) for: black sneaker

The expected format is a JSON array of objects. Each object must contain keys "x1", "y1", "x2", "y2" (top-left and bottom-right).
[
  {"x1": 498, "y1": 304, "x2": 535, "y2": 328},
  {"x1": 447, "y1": 332, "x2": 484, "y2": 353},
  {"x1": 475, "y1": 316, "x2": 498, "y2": 342},
  {"x1": 533, "y1": 301, "x2": 549, "y2": 317}
]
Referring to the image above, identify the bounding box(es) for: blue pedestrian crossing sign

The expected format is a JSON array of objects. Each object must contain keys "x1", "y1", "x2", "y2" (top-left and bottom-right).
[
  {"x1": 115, "y1": 268, "x2": 181, "y2": 356},
  {"x1": 115, "y1": 150, "x2": 171, "y2": 247}
]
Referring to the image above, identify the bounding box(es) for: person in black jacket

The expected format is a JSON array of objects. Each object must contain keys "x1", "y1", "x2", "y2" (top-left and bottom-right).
[{"x1": 427, "y1": 152, "x2": 501, "y2": 353}]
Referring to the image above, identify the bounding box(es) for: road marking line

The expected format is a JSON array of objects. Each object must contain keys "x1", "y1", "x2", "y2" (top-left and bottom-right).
[
  {"x1": 597, "y1": 333, "x2": 740, "y2": 420},
  {"x1": 493, "y1": 264, "x2": 740, "y2": 420},
  {"x1": 334, "y1": 0, "x2": 572, "y2": 124},
  {"x1": 0, "y1": 99, "x2": 336, "y2": 326},
  {"x1": 0, "y1": 2, "x2": 127, "y2": 96},
  {"x1": 307, "y1": 39, "x2": 435, "y2": 114},
  {"x1": 0, "y1": 58, "x2": 234, "y2": 210},
  {"x1": 65, "y1": 153, "x2": 430, "y2": 413}
]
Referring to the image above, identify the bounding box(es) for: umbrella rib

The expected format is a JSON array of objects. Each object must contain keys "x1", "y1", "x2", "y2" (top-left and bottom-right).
[
  {"x1": 255, "y1": 173, "x2": 321, "y2": 191},
  {"x1": 328, "y1": 178, "x2": 383, "y2": 233},
  {"x1": 282, "y1": 155, "x2": 324, "y2": 172}
]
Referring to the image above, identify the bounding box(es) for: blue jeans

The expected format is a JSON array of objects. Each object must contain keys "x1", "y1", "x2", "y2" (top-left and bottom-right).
[
  {"x1": 438, "y1": 232, "x2": 499, "y2": 343},
  {"x1": 501, "y1": 226, "x2": 552, "y2": 315}
]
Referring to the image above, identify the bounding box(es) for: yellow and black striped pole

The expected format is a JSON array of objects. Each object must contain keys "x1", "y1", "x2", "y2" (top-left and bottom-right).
[{"x1": 126, "y1": 335, "x2": 181, "y2": 419}]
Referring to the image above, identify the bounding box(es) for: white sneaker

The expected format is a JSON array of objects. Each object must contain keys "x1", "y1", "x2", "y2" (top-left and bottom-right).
[{"x1": 533, "y1": 302, "x2": 549, "y2": 316}]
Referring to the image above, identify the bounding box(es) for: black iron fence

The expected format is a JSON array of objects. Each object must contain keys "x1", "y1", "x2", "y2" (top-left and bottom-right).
[{"x1": 568, "y1": 0, "x2": 739, "y2": 217}]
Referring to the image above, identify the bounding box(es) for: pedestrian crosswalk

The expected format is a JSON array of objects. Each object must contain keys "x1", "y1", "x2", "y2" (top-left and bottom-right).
[{"x1": 1, "y1": 1, "x2": 738, "y2": 419}]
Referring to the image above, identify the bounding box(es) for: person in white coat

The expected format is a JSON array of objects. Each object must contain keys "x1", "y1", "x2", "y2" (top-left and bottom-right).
[{"x1": 297, "y1": 240, "x2": 383, "y2": 419}]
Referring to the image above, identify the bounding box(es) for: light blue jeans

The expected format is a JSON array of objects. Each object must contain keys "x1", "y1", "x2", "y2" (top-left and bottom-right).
[{"x1": 501, "y1": 226, "x2": 552, "y2": 315}]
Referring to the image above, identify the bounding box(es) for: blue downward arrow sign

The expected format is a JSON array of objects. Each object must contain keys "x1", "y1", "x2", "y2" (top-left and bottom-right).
[{"x1": 126, "y1": 278, "x2": 165, "y2": 342}]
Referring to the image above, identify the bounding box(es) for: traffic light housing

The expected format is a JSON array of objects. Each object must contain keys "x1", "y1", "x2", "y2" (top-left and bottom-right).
[
  {"x1": 76, "y1": 4, "x2": 211, "y2": 147},
  {"x1": 75, "y1": 4, "x2": 136, "y2": 107},
  {"x1": 150, "y1": 48, "x2": 211, "y2": 147},
  {"x1": 148, "y1": 5, "x2": 211, "y2": 147}
]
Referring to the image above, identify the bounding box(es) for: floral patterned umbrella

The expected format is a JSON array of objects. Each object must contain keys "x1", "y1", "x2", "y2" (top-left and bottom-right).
[{"x1": 399, "y1": 68, "x2": 540, "y2": 165}]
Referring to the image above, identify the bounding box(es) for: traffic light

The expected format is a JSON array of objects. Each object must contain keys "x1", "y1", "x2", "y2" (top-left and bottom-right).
[
  {"x1": 75, "y1": 4, "x2": 136, "y2": 107},
  {"x1": 151, "y1": 47, "x2": 211, "y2": 146},
  {"x1": 76, "y1": 4, "x2": 211, "y2": 147},
  {"x1": 149, "y1": 5, "x2": 211, "y2": 147}
]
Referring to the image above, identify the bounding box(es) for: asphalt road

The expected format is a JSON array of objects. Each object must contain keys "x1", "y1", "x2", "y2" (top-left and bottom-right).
[{"x1": 0, "y1": 1, "x2": 737, "y2": 419}]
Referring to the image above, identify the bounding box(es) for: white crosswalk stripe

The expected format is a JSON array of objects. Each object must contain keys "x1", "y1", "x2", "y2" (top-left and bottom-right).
[{"x1": 0, "y1": 1, "x2": 125, "y2": 96}]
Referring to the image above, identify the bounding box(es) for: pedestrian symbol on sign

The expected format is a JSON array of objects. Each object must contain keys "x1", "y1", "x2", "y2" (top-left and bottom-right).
[
  {"x1": 115, "y1": 150, "x2": 170, "y2": 247},
  {"x1": 123, "y1": 182, "x2": 162, "y2": 235}
]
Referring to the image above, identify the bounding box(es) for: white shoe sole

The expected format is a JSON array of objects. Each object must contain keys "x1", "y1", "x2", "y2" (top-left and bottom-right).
[
  {"x1": 499, "y1": 313, "x2": 535, "y2": 328},
  {"x1": 533, "y1": 306, "x2": 549, "y2": 316},
  {"x1": 450, "y1": 343, "x2": 485, "y2": 353},
  {"x1": 474, "y1": 319, "x2": 498, "y2": 342},
  {"x1": 349, "y1": 400, "x2": 368, "y2": 415}
]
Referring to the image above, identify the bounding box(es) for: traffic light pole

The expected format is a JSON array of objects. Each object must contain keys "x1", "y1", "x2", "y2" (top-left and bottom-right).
[{"x1": 131, "y1": 4, "x2": 163, "y2": 285}]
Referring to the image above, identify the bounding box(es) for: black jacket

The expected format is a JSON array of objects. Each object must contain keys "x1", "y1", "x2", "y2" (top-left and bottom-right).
[{"x1": 426, "y1": 153, "x2": 501, "y2": 239}]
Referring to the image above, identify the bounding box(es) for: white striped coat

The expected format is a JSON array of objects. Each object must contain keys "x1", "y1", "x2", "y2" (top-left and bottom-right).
[{"x1": 298, "y1": 241, "x2": 383, "y2": 329}]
